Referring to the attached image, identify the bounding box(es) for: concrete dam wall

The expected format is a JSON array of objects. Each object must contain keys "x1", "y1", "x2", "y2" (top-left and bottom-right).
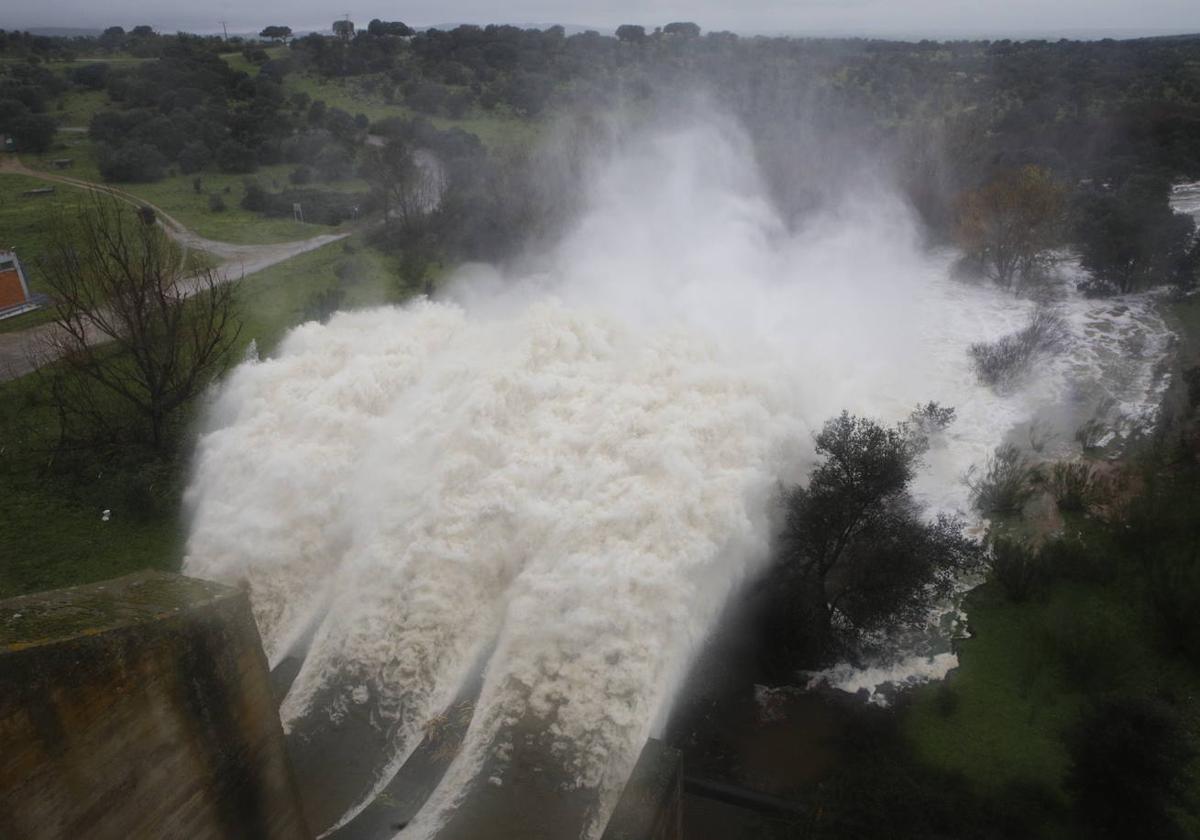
[{"x1": 0, "y1": 571, "x2": 311, "y2": 840}]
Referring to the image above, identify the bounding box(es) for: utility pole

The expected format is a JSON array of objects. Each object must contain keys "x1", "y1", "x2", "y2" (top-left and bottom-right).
[{"x1": 220, "y1": 21, "x2": 229, "y2": 40}]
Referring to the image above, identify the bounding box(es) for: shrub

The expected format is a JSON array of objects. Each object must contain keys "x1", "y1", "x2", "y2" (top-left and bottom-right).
[
  {"x1": 288, "y1": 165, "x2": 314, "y2": 185},
  {"x1": 933, "y1": 683, "x2": 960, "y2": 718},
  {"x1": 177, "y1": 140, "x2": 211, "y2": 174},
  {"x1": 1040, "y1": 599, "x2": 1135, "y2": 691},
  {"x1": 989, "y1": 536, "x2": 1045, "y2": 602},
  {"x1": 97, "y1": 141, "x2": 165, "y2": 182},
  {"x1": 240, "y1": 179, "x2": 268, "y2": 211},
  {"x1": 967, "y1": 444, "x2": 1036, "y2": 514},
  {"x1": 1048, "y1": 461, "x2": 1097, "y2": 512},
  {"x1": 1146, "y1": 551, "x2": 1200, "y2": 666},
  {"x1": 314, "y1": 144, "x2": 354, "y2": 181},
  {"x1": 216, "y1": 139, "x2": 257, "y2": 174},
  {"x1": 8, "y1": 113, "x2": 56, "y2": 152},
  {"x1": 969, "y1": 309, "x2": 1068, "y2": 389},
  {"x1": 1038, "y1": 534, "x2": 1116, "y2": 585},
  {"x1": 207, "y1": 192, "x2": 226, "y2": 212},
  {"x1": 1065, "y1": 696, "x2": 1194, "y2": 839}
]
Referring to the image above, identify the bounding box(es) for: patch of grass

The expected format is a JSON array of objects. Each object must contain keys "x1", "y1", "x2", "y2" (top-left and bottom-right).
[
  {"x1": 905, "y1": 573, "x2": 1200, "y2": 836},
  {"x1": 20, "y1": 133, "x2": 105, "y2": 182},
  {"x1": 20, "y1": 136, "x2": 364, "y2": 243},
  {"x1": 116, "y1": 166, "x2": 350, "y2": 243},
  {"x1": 235, "y1": 232, "x2": 452, "y2": 354},
  {"x1": 51, "y1": 88, "x2": 111, "y2": 128},
  {"x1": 219, "y1": 46, "x2": 288, "y2": 76},
  {"x1": 280, "y1": 72, "x2": 538, "y2": 150},
  {"x1": 904, "y1": 584, "x2": 1079, "y2": 801},
  {"x1": 0, "y1": 372, "x2": 185, "y2": 600}
]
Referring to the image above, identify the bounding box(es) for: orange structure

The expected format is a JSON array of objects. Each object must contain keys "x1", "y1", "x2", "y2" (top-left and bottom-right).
[{"x1": 0, "y1": 250, "x2": 36, "y2": 319}]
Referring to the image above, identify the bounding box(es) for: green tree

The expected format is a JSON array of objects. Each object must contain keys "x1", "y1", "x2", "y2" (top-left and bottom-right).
[
  {"x1": 8, "y1": 113, "x2": 55, "y2": 153},
  {"x1": 259, "y1": 26, "x2": 293, "y2": 42},
  {"x1": 366, "y1": 19, "x2": 413, "y2": 37},
  {"x1": 97, "y1": 142, "x2": 166, "y2": 182},
  {"x1": 663, "y1": 22, "x2": 702, "y2": 38},
  {"x1": 1074, "y1": 175, "x2": 1197, "y2": 295},
  {"x1": 616, "y1": 25, "x2": 647, "y2": 43},
  {"x1": 770, "y1": 408, "x2": 981, "y2": 665}
]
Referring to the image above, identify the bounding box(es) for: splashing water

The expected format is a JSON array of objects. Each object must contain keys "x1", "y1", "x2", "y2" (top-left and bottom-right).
[{"x1": 184, "y1": 113, "x2": 1175, "y2": 837}]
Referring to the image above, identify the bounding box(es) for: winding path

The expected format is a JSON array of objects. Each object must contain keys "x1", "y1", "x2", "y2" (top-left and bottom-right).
[{"x1": 0, "y1": 156, "x2": 349, "y2": 381}]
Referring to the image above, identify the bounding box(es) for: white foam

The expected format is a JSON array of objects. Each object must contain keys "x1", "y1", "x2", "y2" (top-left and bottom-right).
[{"x1": 803, "y1": 652, "x2": 961, "y2": 705}]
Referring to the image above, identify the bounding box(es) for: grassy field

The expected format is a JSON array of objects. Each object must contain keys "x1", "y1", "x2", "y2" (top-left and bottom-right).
[
  {"x1": 237, "y1": 234, "x2": 410, "y2": 353},
  {"x1": 51, "y1": 89, "x2": 111, "y2": 129},
  {"x1": 104, "y1": 166, "x2": 355, "y2": 244},
  {"x1": 17, "y1": 142, "x2": 357, "y2": 244}
]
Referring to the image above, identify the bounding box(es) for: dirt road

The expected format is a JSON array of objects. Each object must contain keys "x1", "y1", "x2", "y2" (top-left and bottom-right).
[{"x1": 0, "y1": 156, "x2": 348, "y2": 381}]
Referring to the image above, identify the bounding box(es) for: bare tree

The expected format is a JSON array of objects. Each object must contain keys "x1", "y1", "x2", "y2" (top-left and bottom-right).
[
  {"x1": 39, "y1": 196, "x2": 241, "y2": 451},
  {"x1": 370, "y1": 141, "x2": 447, "y2": 243}
]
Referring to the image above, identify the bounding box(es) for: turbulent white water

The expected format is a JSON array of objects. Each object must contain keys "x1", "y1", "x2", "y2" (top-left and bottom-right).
[{"x1": 184, "y1": 113, "x2": 1176, "y2": 837}]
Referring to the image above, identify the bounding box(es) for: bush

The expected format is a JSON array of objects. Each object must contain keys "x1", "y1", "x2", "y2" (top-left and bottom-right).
[
  {"x1": 967, "y1": 444, "x2": 1037, "y2": 514},
  {"x1": 969, "y1": 309, "x2": 1067, "y2": 389},
  {"x1": 1146, "y1": 551, "x2": 1200, "y2": 666},
  {"x1": 288, "y1": 166, "x2": 314, "y2": 185},
  {"x1": 314, "y1": 144, "x2": 354, "y2": 181},
  {"x1": 1048, "y1": 461, "x2": 1097, "y2": 512},
  {"x1": 1040, "y1": 599, "x2": 1135, "y2": 691},
  {"x1": 70, "y1": 62, "x2": 110, "y2": 90},
  {"x1": 216, "y1": 139, "x2": 257, "y2": 174},
  {"x1": 240, "y1": 179, "x2": 268, "y2": 211},
  {"x1": 177, "y1": 140, "x2": 211, "y2": 174},
  {"x1": 97, "y1": 141, "x2": 166, "y2": 182},
  {"x1": 207, "y1": 193, "x2": 226, "y2": 212},
  {"x1": 8, "y1": 113, "x2": 56, "y2": 152},
  {"x1": 1065, "y1": 696, "x2": 1194, "y2": 839},
  {"x1": 1038, "y1": 534, "x2": 1116, "y2": 585},
  {"x1": 989, "y1": 536, "x2": 1045, "y2": 602}
]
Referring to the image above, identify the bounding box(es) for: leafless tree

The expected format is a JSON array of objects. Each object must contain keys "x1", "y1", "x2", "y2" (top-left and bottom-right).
[
  {"x1": 370, "y1": 141, "x2": 446, "y2": 242},
  {"x1": 39, "y1": 195, "x2": 241, "y2": 451}
]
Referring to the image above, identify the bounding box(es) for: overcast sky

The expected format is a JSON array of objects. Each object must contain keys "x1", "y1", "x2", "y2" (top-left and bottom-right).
[{"x1": 3, "y1": 0, "x2": 1198, "y2": 39}]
